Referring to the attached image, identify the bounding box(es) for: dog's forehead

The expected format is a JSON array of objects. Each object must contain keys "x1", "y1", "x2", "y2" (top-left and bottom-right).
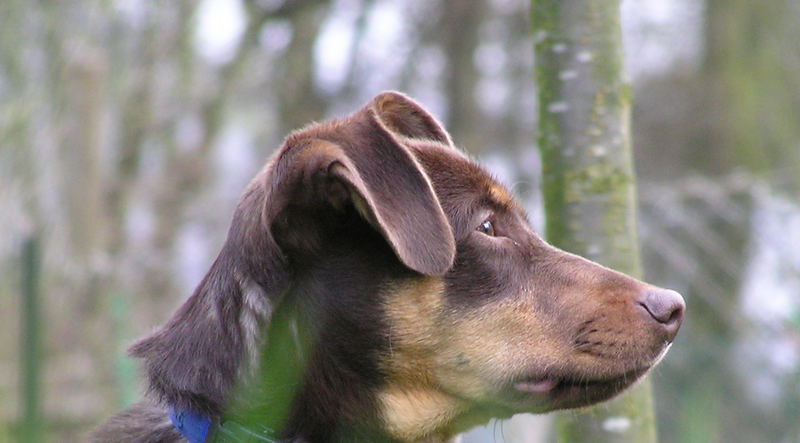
[
  {"x1": 408, "y1": 142, "x2": 522, "y2": 224},
  {"x1": 417, "y1": 143, "x2": 510, "y2": 197}
]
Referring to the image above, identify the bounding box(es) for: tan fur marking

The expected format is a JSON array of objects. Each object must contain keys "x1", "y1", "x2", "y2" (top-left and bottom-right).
[
  {"x1": 378, "y1": 386, "x2": 464, "y2": 441},
  {"x1": 380, "y1": 279, "x2": 470, "y2": 440},
  {"x1": 381, "y1": 278, "x2": 445, "y2": 384},
  {"x1": 488, "y1": 183, "x2": 513, "y2": 209}
]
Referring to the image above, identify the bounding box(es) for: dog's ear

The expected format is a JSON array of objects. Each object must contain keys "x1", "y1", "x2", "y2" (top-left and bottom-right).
[
  {"x1": 264, "y1": 103, "x2": 455, "y2": 275},
  {"x1": 371, "y1": 91, "x2": 453, "y2": 145}
]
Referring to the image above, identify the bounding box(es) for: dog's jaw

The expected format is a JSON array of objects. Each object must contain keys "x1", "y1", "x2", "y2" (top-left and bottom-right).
[
  {"x1": 378, "y1": 386, "x2": 465, "y2": 441},
  {"x1": 377, "y1": 386, "x2": 521, "y2": 442}
]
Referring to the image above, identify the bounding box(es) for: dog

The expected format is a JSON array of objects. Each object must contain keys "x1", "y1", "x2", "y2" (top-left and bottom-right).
[{"x1": 93, "y1": 91, "x2": 684, "y2": 442}]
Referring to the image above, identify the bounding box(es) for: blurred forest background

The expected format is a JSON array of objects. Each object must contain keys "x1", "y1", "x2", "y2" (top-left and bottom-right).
[{"x1": 2, "y1": 0, "x2": 799, "y2": 441}]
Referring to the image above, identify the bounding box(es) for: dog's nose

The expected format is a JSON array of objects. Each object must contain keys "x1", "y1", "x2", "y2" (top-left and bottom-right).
[{"x1": 639, "y1": 288, "x2": 685, "y2": 339}]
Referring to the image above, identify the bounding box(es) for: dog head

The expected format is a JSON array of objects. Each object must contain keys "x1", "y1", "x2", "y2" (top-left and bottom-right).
[{"x1": 130, "y1": 92, "x2": 684, "y2": 441}]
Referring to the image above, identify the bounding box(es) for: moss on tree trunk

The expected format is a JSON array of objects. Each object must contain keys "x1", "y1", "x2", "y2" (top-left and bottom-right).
[{"x1": 532, "y1": 0, "x2": 656, "y2": 441}]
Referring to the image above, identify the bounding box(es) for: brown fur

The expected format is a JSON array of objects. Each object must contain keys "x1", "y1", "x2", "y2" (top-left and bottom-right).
[{"x1": 93, "y1": 92, "x2": 683, "y2": 442}]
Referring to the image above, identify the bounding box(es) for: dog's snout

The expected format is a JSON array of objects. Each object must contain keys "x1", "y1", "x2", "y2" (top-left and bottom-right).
[{"x1": 639, "y1": 288, "x2": 685, "y2": 338}]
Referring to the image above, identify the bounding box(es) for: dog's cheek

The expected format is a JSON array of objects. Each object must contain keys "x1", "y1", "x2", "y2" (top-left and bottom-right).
[
  {"x1": 395, "y1": 295, "x2": 552, "y2": 405},
  {"x1": 379, "y1": 278, "x2": 446, "y2": 383},
  {"x1": 378, "y1": 277, "x2": 526, "y2": 398}
]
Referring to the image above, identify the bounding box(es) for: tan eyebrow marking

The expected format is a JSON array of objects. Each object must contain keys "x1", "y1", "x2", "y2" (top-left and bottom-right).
[{"x1": 488, "y1": 183, "x2": 513, "y2": 209}]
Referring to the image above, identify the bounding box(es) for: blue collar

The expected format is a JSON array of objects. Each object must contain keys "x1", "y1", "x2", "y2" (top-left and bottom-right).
[{"x1": 169, "y1": 405, "x2": 212, "y2": 443}]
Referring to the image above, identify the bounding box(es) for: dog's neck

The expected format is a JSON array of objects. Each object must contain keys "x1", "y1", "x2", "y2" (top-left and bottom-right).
[
  {"x1": 219, "y1": 290, "x2": 308, "y2": 437},
  {"x1": 225, "y1": 281, "x2": 481, "y2": 442},
  {"x1": 137, "y1": 246, "x2": 485, "y2": 441}
]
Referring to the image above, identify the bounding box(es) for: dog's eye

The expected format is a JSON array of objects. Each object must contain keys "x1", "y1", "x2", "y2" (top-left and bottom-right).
[{"x1": 477, "y1": 220, "x2": 495, "y2": 236}]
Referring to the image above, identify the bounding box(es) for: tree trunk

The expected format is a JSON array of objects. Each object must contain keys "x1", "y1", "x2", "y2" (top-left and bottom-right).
[{"x1": 531, "y1": 1, "x2": 656, "y2": 441}]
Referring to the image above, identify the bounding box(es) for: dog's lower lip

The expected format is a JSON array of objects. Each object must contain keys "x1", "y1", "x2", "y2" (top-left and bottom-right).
[
  {"x1": 514, "y1": 378, "x2": 559, "y2": 394},
  {"x1": 512, "y1": 366, "x2": 651, "y2": 398}
]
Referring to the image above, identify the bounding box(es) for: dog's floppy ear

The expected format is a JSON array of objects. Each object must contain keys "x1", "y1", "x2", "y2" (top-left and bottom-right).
[
  {"x1": 264, "y1": 99, "x2": 455, "y2": 275},
  {"x1": 370, "y1": 91, "x2": 453, "y2": 145}
]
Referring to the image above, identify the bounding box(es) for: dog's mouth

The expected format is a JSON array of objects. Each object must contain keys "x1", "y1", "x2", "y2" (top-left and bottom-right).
[
  {"x1": 509, "y1": 366, "x2": 651, "y2": 410},
  {"x1": 505, "y1": 340, "x2": 676, "y2": 411}
]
